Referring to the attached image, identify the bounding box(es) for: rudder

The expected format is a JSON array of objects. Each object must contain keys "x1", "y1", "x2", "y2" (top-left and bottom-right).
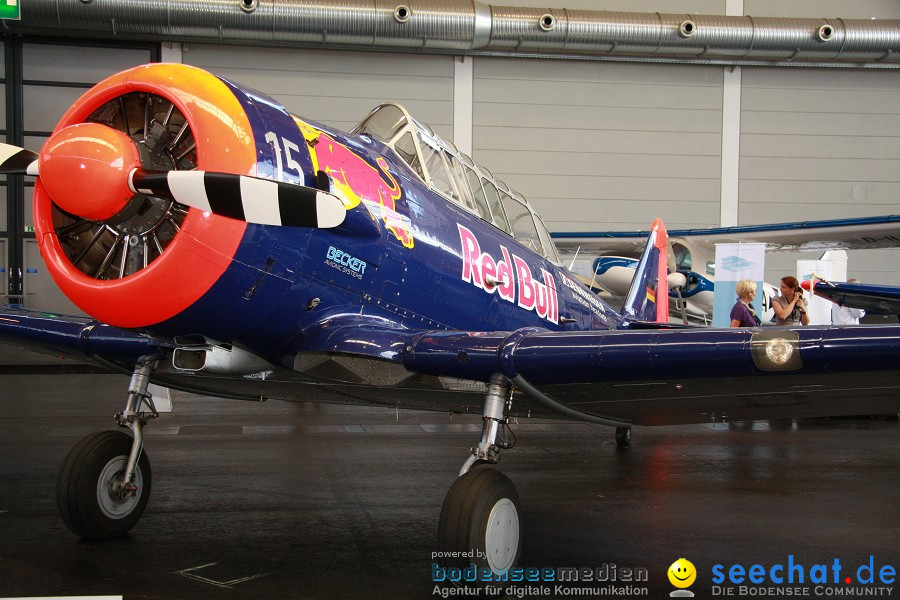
[{"x1": 621, "y1": 218, "x2": 670, "y2": 323}]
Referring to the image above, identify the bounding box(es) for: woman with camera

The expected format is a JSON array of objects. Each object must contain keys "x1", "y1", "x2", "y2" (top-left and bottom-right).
[{"x1": 772, "y1": 275, "x2": 810, "y2": 326}]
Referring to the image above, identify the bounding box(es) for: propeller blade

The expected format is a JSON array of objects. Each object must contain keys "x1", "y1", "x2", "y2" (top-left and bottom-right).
[
  {"x1": 0, "y1": 143, "x2": 39, "y2": 175},
  {"x1": 0, "y1": 139, "x2": 345, "y2": 229},
  {"x1": 129, "y1": 170, "x2": 346, "y2": 229}
]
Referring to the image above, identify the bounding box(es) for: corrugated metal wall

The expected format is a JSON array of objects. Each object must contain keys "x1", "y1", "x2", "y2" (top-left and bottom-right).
[
  {"x1": 739, "y1": 68, "x2": 900, "y2": 225},
  {"x1": 472, "y1": 58, "x2": 724, "y2": 231},
  {"x1": 744, "y1": 0, "x2": 900, "y2": 285},
  {"x1": 470, "y1": 0, "x2": 900, "y2": 284},
  {"x1": 740, "y1": 67, "x2": 900, "y2": 285},
  {"x1": 746, "y1": 0, "x2": 897, "y2": 19}
]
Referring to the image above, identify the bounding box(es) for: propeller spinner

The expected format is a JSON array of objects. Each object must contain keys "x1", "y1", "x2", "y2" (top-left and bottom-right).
[{"x1": 40, "y1": 123, "x2": 142, "y2": 221}]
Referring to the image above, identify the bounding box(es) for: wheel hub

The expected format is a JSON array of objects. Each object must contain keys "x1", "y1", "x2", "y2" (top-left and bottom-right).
[
  {"x1": 97, "y1": 456, "x2": 143, "y2": 519},
  {"x1": 485, "y1": 498, "x2": 519, "y2": 573}
]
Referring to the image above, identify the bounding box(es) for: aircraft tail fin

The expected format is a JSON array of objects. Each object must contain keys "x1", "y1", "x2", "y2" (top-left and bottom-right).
[{"x1": 621, "y1": 218, "x2": 670, "y2": 323}]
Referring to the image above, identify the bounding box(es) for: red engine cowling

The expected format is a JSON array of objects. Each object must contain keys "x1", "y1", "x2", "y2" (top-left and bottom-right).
[{"x1": 33, "y1": 64, "x2": 252, "y2": 328}]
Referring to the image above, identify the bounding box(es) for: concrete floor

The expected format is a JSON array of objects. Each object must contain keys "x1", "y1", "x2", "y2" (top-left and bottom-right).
[{"x1": 0, "y1": 357, "x2": 897, "y2": 599}]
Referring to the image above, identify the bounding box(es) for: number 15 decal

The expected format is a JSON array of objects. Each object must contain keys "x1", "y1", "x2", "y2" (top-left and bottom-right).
[{"x1": 265, "y1": 132, "x2": 304, "y2": 182}]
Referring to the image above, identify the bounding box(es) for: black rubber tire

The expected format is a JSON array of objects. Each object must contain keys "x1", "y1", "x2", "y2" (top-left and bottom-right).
[
  {"x1": 615, "y1": 426, "x2": 632, "y2": 448},
  {"x1": 437, "y1": 468, "x2": 522, "y2": 577},
  {"x1": 57, "y1": 430, "x2": 151, "y2": 540}
]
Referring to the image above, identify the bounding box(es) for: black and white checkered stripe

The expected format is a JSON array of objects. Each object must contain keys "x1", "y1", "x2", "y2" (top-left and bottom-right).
[
  {"x1": 130, "y1": 170, "x2": 345, "y2": 229},
  {"x1": 0, "y1": 144, "x2": 39, "y2": 175}
]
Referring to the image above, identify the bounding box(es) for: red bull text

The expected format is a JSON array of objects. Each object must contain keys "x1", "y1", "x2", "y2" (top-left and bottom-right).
[{"x1": 458, "y1": 224, "x2": 558, "y2": 324}]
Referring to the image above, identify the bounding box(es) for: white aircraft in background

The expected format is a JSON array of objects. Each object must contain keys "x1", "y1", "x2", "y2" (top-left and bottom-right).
[{"x1": 553, "y1": 216, "x2": 900, "y2": 325}]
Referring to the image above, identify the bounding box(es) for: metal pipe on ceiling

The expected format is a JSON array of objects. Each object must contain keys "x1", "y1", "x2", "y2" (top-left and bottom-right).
[{"x1": 2, "y1": 0, "x2": 898, "y2": 67}]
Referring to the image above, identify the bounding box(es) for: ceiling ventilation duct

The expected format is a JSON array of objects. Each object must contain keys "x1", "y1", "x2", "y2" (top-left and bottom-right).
[{"x1": 3, "y1": 0, "x2": 898, "y2": 67}]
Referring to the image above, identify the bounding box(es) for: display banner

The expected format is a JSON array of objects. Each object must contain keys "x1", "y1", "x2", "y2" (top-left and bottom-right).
[
  {"x1": 798, "y1": 259, "x2": 833, "y2": 326},
  {"x1": 712, "y1": 243, "x2": 766, "y2": 328}
]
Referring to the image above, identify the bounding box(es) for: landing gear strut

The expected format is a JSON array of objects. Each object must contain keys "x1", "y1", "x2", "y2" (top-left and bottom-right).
[
  {"x1": 57, "y1": 357, "x2": 160, "y2": 539},
  {"x1": 438, "y1": 375, "x2": 522, "y2": 576}
]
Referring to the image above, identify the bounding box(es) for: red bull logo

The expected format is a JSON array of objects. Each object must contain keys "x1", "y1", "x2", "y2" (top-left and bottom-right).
[
  {"x1": 458, "y1": 224, "x2": 558, "y2": 324},
  {"x1": 296, "y1": 119, "x2": 413, "y2": 248}
]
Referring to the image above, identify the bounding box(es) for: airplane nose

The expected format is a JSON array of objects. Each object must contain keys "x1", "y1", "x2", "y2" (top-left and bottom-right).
[{"x1": 39, "y1": 122, "x2": 141, "y2": 221}]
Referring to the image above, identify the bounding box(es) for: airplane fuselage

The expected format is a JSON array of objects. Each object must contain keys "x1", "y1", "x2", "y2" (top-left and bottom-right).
[
  {"x1": 124, "y1": 76, "x2": 625, "y2": 366},
  {"x1": 35, "y1": 65, "x2": 625, "y2": 364}
]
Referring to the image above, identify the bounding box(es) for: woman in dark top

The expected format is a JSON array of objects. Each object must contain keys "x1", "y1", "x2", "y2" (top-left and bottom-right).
[{"x1": 730, "y1": 278, "x2": 761, "y2": 327}]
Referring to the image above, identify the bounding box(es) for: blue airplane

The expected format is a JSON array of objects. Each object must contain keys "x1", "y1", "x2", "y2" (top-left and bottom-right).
[{"x1": 0, "y1": 63, "x2": 897, "y2": 578}]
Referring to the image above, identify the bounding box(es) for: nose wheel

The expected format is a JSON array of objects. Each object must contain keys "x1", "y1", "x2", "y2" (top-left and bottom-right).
[
  {"x1": 57, "y1": 430, "x2": 152, "y2": 540},
  {"x1": 57, "y1": 356, "x2": 160, "y2": 540}
]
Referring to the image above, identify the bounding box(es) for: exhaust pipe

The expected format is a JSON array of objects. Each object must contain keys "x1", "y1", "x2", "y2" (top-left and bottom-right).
[{"x1": 172, "y1": 341, "x2": 273, "y2": 375}]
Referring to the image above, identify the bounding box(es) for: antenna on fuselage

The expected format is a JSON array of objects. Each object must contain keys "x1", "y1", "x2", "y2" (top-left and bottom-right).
[
  {"x1": 589, "y1": 260, "x2": 601, "y2": 294},
  {"x1": 568, "y1": 246, "x2": 581, "y2": 271}
]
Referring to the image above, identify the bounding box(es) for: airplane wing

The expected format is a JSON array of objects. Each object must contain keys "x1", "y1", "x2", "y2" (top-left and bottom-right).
[
  {"x1": 402, "y1": 325, "x2": 900, "y2": 425},
  {"x1": 552, "y1": 215, "x2": 900, "y2": 254},
  {"x1": 0, "y1": 306, "x2": 167, "y2": 366},
  {"x1": 804, "y1": 278, "x2": 900, "y2": 315},
  {"x1": 4, "y1": 303, "x2": 897, "y2": 425}
]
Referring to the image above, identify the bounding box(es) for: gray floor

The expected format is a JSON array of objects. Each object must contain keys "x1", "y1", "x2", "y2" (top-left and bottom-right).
[{"x1": 0, "y1": 351, "x2": 898, "y2": 599}]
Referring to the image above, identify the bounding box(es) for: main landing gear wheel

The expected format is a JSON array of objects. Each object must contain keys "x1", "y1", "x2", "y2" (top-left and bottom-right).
[
  {"x1": 438, "y1": 468, "x2": 522, "y2": 577},
  {"x1": 57, "y1": 430, "x2": 152, "y2": 540},
  {"x1": 615, "y1": 426, "x2": 632, "y2": 448}
]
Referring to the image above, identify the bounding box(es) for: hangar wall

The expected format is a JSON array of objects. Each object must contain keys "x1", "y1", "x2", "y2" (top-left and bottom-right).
[
  {"x1": 3, "y1": 0, "x2": 899, "y2": 313},
  {"x1": 740, "y1": 0, "x2": 900, "y2": 285},
  {"x1": 740, "y1": 67, "x2": 900, "y2": 285},
  {"x1": 471, "y1": 58, "x2": 723, "y2": 232}
]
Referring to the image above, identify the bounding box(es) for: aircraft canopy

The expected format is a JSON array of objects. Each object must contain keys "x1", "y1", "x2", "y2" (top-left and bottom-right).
[{"x1": 354, "y1": 104, "x2": 561, "y2": 264}]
